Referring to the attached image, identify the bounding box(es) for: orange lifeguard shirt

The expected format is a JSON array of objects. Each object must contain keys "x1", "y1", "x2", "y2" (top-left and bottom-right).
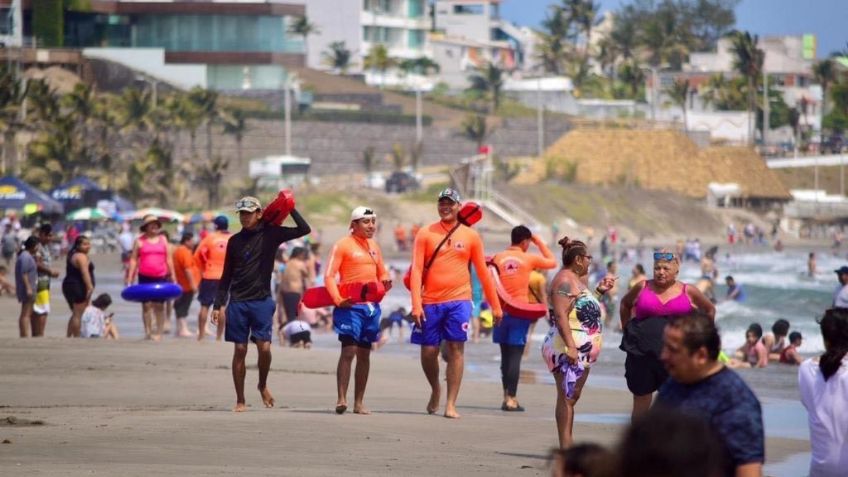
[
  {"x1": 492, "y1": 241, "x2": 556, "y2": 302},
  {"x1": 324, "y1": 235, "x2": 389, "y2": 306},
  {"x1": 173, "y1": 244, "x2": 200, "y2": 292},
  {"x1": 410, "y1": 221, "x2": 502, "y2": 316},
  {"x1": 194, "y1": 231, "x2": 231, "y2": 280}
]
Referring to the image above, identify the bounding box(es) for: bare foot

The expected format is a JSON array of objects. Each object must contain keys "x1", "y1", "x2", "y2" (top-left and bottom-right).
[
  {"x1": 353, "y1": 404, "x2": 371, "y2": 415},
  {"x1": 151, "y1": 334, "x2": 162, "y2": 342},
  {"x1": 259, "y1": 387, "x2": 275, "y2": 408},
  {"x1": 144, "y1": 334, "x2": 153, "y2": 341},
  {"x1": 335, "y1": 402, "x2": 348, "y2": 414},
  {"x1": 444, "y1": 407, "x2": 461, "y2": 419},
  {"x1": 233, "y1": 403, "x2": 247, "y2": 412},
  {"x1": 426, "y1": 390, "x2": 440, "y2": 415}
]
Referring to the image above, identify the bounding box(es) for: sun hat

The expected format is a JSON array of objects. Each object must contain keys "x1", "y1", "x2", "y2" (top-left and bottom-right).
[{"x1": 140, "y1": 214, "x2": 162, "y2": 232}]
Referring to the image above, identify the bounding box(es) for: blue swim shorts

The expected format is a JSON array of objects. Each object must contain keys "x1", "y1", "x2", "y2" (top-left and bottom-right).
[
  {"x1": 411, "y1": 300, "x2": 472, "y2": 346},
  {"x1": 333, "y1": 303, "x2": 382, "y2": 346},
  {"x1": 493, "y1": 314, "x2": 532, "y2": 346},
  {"x1": 225, "y1": 297, "x2": 275, "y2": 344}
]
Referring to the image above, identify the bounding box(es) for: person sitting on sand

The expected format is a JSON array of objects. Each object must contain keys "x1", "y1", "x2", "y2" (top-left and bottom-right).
[
  {"x1": 281, "y1": 319, "x2": 311, "y2": 348},
  {"x1": 779, "y1": 332, "x2": 803, "y2": 365},
  {"x1": 376, "y1": 307, "x2": 408, "y2": 349},
  {"x1": 81, "y1": 293, "x2": 119, "y2": 339},
  {"x1": 657, "y1": 314, "x2": 764, "y2": 477},
  {"x1": 728, "y1": 323, "x2": 768, "y2": 368},
  {"x1": 761, "y1": 319, "x2": 790, "y2": 361}
]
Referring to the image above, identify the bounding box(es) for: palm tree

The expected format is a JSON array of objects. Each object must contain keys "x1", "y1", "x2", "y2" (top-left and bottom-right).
[
  {"x1": 618, "y1": 60, "x2": 645, "y2": 99},
  {"x1": 363, "y1": 44, "x2": 397, "y2": 88},
  {"x1": 565, "y1": 0, "x2": 598, "y2": 70},
  {"x1": 322, "y1": 41, "x2": 354, "y2": 74},
  {"x1": 729, "y1": 31, "x2": 764, "y2": 145},
  {"x1": 289, "y1": 15, "x2": 320, "y2": 66},
  {"x1": 197, "y1": 155, "x2": 229, "y2": 208},
  {"x1": 666, "y1": 78, "x2": 690, "y2": 132},
  {"x1": 467, "y1": 62, "x2": 504, "y2": 113},
  {"x1": 537, "y1": 6, "x2": 571, "y2": 75},
  {"x1": 813, "y1": 58, "x2": 837, "y2": 118},
  {"x1": 390, "y1": 143, "x2": 406, "y2": 171},
  {"x1": 222, "y1": 108, "x2": 246, "y2": 167},
  {"x1": 0, "y1": 68, "x2": 27, "y2": 174},
  {"x1": 461, "y1": 114, "x2": 488, "y2": 151},
  {"x1": 186, "y1": 88, "x2": 219, "y2": 166},
  {"x1": 399, "y1": 57, "x2": 441, "y2": 76}
]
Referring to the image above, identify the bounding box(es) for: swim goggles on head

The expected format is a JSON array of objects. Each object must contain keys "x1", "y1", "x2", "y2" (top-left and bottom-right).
[{"x1": 653, "y1": 252, "x2": 676, "y2": 261}]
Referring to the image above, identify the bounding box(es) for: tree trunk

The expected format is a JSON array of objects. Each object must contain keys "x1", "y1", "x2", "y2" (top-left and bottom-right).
[{"x1": 748, "y1": 77, "x2": 755, "y2": 146}]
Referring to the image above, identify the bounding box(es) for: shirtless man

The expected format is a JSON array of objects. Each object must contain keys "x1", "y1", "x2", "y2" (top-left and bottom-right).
[
  {"x1": 325, "y1": 206, "x2": 391, "y2": 414},
  {"x1": 278, "y1": 247, "x2": 311, "y2": 334},
  {"x1": 212, "y1": 196, "x2": 311, "y2": 412},
  {"x1": 410, "y1": 188, "x2": 503, "y2": 419}
]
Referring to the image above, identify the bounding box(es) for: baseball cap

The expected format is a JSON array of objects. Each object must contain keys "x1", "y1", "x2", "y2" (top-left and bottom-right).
[
  {"x1": 235, "y1": 196, "x2": 261, "y2": 212},
  {"x1": 213, "y1": 215, "x2": 229, "y2": 230},
  {"x1": 438, "y1": 188, "x2": 461, "y2": 203},
  {"x1": 351, "y1": 206, "x2": 376, "y2": 221},
  {"x1": 835, "y1": 266, "x2": 848, "y2": 275}
]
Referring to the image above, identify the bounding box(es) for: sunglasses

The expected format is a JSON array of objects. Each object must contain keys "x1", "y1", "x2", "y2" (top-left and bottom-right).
[{"x1": 653, "y1": 252, "x2": 676, "y2": 261}]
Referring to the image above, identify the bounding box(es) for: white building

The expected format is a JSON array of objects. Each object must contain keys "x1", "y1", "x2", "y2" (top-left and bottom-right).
[
  {"x1": 306, "y1": 0, "x2": 430, "y2": 72},
  {"x1": 306, "y1": 0, "x2": 528, "y2": 90}
]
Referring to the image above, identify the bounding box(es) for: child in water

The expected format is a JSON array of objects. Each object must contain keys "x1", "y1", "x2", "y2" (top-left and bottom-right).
[
  {"x1": 778, "y1": 332, "x2": 803, "y2": 365},
  {"x1": 728, "y1": 323, "x2": 767, "y2": 368}
]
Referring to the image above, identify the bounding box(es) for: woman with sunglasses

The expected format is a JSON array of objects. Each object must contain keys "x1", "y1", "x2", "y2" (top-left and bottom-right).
[
  {"x1": 543, "y1": 237, "x2": 616, "y2": 447},
  {"x1": 619, "y1": 250, "x2": 715, "y2": 419}
]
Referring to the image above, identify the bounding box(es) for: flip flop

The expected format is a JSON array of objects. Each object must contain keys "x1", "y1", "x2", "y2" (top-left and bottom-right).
[
  {"x1": 335, "y1": 404, "x2": 347, "y2": 415},
  {"x1": 501, "y1": 403, "x2": 525, "y2": 412}
]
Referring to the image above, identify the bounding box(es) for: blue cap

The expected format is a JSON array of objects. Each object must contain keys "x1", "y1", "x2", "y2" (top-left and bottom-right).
[{"x1": 213, "y1": 215, "x2": 229, "y2": 231}]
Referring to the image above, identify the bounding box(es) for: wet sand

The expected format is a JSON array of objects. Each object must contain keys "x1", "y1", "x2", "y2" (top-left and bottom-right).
[{"x1": 0, "y1": 252, "x2": 811, "y2": 476}]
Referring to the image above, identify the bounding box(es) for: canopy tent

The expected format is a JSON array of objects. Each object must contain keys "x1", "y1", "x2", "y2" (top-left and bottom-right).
[
  {"x1": 51, "y1": 177, "x2": 135, "y2": 214},
  {"x1": 66, "y1": 207, "x2": 109, "y2": 221},
  {"x1": 0, "y1": 176, "x2": 63, "y2": 215}
]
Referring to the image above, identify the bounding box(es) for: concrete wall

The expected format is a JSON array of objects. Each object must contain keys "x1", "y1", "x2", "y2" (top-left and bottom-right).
[{"x1": 175, "y1": 117, "x2": 571, "y2": 188}]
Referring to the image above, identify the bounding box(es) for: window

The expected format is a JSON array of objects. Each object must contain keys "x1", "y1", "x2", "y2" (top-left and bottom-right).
[{"x1": 453, "y1": 4, "x2": 484, "y2": 15}]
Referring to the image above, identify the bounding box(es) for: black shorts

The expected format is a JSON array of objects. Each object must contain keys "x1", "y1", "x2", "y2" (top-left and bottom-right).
[
  {"x1": 288, "y1": 330, "x2": 311, "y2": 345},
  {"x1": 281, "y1": 291, "x2": 301, "y2": 323},
  {"x1": 339, "y1": 334, "x2": 372, "y2": 349},
  {"x1": 197, "y1": 279, "x2": 220, "y2": 307},
  {"x1": 62, "y1": 280, "x2": 87, "y2": 309},
  {"x1": 174, "y1": 291, "x2": 194, "y2": 318},
  {"x1": 624, "y1": 353, "x2": 669, "y2": 396}
]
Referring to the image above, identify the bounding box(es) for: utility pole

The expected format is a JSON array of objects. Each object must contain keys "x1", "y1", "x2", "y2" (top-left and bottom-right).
[
  {"x1": 284, "y1": 76, "x2": 292, "y2": 156},
  {"x1": 415, "y1": 83, "x2": 422, "y2": 144},
  {"x1": 537, "y1": 76, "x2": 544, "y2": 157},
  {"x1": 762, "y1": 67, "x2": 769, "y2": 147}
]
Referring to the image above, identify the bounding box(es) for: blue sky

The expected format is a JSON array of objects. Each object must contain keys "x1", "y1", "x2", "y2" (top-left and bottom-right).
[{"x1": 499, "y1": 0, "x2": 848, "y2": 58}]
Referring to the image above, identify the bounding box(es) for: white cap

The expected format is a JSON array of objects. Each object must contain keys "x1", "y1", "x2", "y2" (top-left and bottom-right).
[{"x1": 350, "y1": 206, "x2": 376, "y2": 222}]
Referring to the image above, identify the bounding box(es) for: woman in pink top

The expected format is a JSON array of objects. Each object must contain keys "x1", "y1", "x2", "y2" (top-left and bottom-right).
[
  {"x1": 619, "y1": 250, "x2": 715, "y2": 419},
  {"x1": 126, "y1": 215, "x2": 175, "y2": 340}
]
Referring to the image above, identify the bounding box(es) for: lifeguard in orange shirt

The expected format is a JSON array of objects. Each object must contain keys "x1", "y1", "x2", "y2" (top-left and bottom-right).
[
  {"x1": 409, "y1": 188, "x2": 502, "y2": 419},
  {"x1": 491, "y1": 226, "x2": 557, "y2": 411},
  {"x1": 325, "y1": 206, "x2": 391, "y2": 415}
]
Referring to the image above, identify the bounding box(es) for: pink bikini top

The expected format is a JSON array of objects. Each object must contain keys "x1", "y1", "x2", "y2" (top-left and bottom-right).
[{"x1": 633, "y1": 280, "x2": 693, "y2": 320}]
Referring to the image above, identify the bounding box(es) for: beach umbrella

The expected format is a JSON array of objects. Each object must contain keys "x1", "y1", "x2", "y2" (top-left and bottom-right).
[
  {"x1": 129, "y1": 207, "x2": 185, "y2": 223},
  {"x1": 66, "y1": 207, "x2": 109, "y2": 221}
]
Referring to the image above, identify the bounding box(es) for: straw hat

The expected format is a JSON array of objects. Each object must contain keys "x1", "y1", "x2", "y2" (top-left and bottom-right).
[{"x1": 140, "y1": 214, "x2": 162, "y2": 232}]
